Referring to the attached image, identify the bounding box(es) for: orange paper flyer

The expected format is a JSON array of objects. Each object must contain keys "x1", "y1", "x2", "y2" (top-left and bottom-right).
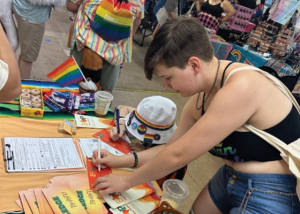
[
  {"x1": 23, "y1": 190, "x2": 40, "y2": 214},
  {"x1": 42, "y1": 187, "x2": 87, "y2": 214},
  {"x1": 86, "y1": 157, "x2": 112, "y2": 190},
  {"x1": 33, "y1": 188, "x2": 54, "y2": 214},
  {"x1": 19, "y1": 191, "x2": 33, "y2": 214}
]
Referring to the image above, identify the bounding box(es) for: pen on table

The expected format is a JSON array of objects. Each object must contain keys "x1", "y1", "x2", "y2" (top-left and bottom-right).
[{"x1": 97, "y1": 138, "x2": 101, "y2": 172}]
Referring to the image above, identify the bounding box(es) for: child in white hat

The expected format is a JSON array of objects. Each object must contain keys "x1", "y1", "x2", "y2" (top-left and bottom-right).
[
  {"x1": 111, "y1": 95, "x2": 177, "y2": 151},
  {"x1": 110, "y1": 96, "x2": 187, "y2": 187}
]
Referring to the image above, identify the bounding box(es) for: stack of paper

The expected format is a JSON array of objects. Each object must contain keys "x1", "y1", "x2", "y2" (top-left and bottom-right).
[
  {"x1": 105, "y1": 181, "x2": 162, "y2": 214},
  {"x1": 16, "y1": 174, "x2": 107, "y2": 214}
]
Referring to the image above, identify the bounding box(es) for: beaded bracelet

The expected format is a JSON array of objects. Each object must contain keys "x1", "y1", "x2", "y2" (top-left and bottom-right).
[{"x1": 132, "y1": 151, "x2": 138, "y2": 168}]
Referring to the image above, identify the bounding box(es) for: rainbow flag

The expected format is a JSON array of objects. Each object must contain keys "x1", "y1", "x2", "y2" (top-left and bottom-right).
[{"x1": 47, "y1": 57, "x2": 84, "y2": 87}]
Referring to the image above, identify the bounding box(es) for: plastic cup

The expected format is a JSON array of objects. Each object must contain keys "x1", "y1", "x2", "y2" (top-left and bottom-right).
[
  {"x1": 160, "y1": 179, "x2": 189, "y2": 210},
  {"x1": 94, "y1": 91, "x2": 113, "y2": 117}
]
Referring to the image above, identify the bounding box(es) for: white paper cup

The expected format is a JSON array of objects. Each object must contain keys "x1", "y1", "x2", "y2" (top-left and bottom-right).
[
  {"x1": 94, "y1": 91, "x2": 113, "y2": 117},
  {"x1": 160, "y1": 179, "x2": 189, "y2": 210}
]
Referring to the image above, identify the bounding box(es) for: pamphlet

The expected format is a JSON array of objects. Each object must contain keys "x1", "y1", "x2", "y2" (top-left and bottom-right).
[
  {"x1": 110, "y1": 192, "x2": 162, "y2": 214},
  {"x1": 74, "y1": 114, "x2": 109, "y2": 129},
  {"x1": 42, "y1": 187, "x2": 87, "y2": 214},
  {"x1": 103, "y1": 181, "x2": 161, "y2": 208},
  {"x1": 69, "y1": 179, "x2": 108, "y2": 214}
]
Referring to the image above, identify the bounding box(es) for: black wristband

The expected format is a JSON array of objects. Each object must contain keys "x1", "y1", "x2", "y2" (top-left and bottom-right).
[{"x1": 132, "y1": 151, "x2": 138, "y2": 168}]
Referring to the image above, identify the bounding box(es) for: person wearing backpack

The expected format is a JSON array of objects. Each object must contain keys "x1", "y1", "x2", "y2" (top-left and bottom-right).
[{"x1": 67, "y1": 0, "x2": 144, "y2": 95}]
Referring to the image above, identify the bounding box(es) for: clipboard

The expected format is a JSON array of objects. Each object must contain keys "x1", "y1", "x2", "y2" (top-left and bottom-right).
[{"x1": 2, "y1": 137, "x2": 86, "y2": 173}]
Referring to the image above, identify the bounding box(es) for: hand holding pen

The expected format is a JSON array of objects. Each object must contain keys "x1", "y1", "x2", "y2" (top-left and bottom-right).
[{"x1": 97, "y1": 138, "x2": 101, "y2": 172}]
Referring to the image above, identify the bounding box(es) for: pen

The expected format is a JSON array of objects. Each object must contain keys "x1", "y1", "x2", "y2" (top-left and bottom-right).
[
  {"x1": 115, "y1": 108, "x2": 120, "y2": 134},
  {"x1": 97, "y1": 138, "x2": 101, "y2": 172}
]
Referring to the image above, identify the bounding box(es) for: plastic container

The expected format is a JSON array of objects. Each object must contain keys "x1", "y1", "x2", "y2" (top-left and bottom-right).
[
  {"x1": 94, "y1": 91, "x2": 113, "y2": 117},
  {"x1": 160, "y1": 179, "x2": 189, "y2": 210},
  {"x1": 20, "y1": 86, "x2": 44, "y2": 118}
]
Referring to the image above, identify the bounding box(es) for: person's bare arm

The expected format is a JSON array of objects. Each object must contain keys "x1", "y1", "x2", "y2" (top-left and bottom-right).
[
  {"x1": 66, "y1": 0, "x2": 81, "y2": 13},
  {"x1": 0, "y1": 24, "x2": 21, "y2": 101},
  {"x1": 132, "y1": 12, "x2": 142, "y2": 34},
  {"x1": 221, "y1": 0, "x2": 235, "y2": 22},
  {"x1": 196, "y1": 1, "x2": 201, "y2": 13}
]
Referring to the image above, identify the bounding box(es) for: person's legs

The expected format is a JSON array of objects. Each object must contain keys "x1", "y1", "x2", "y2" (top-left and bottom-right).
[
  {"x1": 14, "y1": 10, "x2": 45, "y2": 79},
  {"x1": 189, "y1": 184, "x2": 223, "y2": 214},
  {"x1": 99, "y1": 60, "x2": 120, "y2": 94},
  {"x1": 18, "y1": 58, "x2": 32, "y2": 79}
]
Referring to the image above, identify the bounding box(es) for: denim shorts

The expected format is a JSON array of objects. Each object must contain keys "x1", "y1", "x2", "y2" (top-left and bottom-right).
[{"x1": 208, "y1": 165, "x2": 300, "y2": 214}]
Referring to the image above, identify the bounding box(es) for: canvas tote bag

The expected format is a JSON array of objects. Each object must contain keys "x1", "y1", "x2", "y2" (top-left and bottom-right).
[{"x1": 224, "y1": 67, "x2": 300, "y2": 200}]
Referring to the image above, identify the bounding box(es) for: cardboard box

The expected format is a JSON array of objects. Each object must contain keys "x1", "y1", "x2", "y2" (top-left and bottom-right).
[{"x1": 20, "y1": 86, "x2": 44, "y2": 118}]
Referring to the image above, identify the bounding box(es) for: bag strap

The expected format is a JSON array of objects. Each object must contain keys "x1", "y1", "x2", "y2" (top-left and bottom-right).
[
  {"x1": 184, "y1": 2, "x2": 195, "y2": 16},
  {"x1": 224, "y1": 66, "x2": 300, "y2": 153},
  {"x1": 224, "y1": 66, "x2": 300, "y2": 114}
]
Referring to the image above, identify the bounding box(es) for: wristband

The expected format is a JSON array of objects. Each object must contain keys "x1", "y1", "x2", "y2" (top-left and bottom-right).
[{"x1": 132, "y1": 151, "x2": 138, "y2": 168}]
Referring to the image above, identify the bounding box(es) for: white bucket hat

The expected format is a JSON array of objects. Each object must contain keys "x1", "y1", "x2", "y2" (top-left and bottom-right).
[{"x1": 125, "y1": 96, "x2": 177, "y2": 145}]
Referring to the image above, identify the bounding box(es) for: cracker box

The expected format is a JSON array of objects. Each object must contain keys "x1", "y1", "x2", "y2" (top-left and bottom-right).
[{"x1": 20, "y1": 86, "x2": 44, "y2": 118}]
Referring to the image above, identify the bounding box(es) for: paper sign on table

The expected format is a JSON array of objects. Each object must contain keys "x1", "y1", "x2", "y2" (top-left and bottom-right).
[
  {"x1": 103, "y1": 181, "x2": 161, "y2": 208},
  {"x1": 75, "y1": 114, "x2": 109, "y2": 129},
  {"x1": 109, "y1": 192, "x2": 162, "y2": 214}
]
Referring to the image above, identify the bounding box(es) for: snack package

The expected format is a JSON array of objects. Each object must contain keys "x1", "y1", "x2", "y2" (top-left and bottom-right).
[{"x1": 80, "y1": 93, "x2": 95, "y2": 104}]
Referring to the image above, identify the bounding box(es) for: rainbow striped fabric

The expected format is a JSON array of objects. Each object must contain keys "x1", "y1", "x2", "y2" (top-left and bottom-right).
[
  {"x1": 47, "y1": 57, "x2": 84, "y2": 87},
  {"x1": 91, "y1": 0, "x2": 133, "y2": 41}
]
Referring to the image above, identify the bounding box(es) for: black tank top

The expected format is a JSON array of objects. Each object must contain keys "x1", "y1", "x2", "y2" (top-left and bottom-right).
[
  {"x1": 203, "y1": 62, "x2": 300, "y2": 162},
  {"x1": 201, "y1": 0, "x2": 224, "y2": 18}
]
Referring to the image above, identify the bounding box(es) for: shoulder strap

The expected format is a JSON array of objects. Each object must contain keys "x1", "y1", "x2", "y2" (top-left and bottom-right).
[{"x1": 224, "y1": 66, "x2": 300, "y2": 114}]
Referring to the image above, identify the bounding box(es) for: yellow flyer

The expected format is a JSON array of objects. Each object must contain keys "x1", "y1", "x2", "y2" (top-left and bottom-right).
[
  {"x1": 110, "y1": 192, "x2": 162, "y2": 214},
  {"x1": 69, "y1": 180, "x2": 108, "y2": 214},
  {"x1": 42, "y1": 186, "x2": 87, "y2": 214},
  {"x1": 103, "y1": 181, "x2": 161, "y2": 209}
]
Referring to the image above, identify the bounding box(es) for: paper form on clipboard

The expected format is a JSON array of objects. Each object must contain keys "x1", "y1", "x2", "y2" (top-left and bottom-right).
[{"x1": 2, "y1": 137, "x2": 85, "y2": 172}]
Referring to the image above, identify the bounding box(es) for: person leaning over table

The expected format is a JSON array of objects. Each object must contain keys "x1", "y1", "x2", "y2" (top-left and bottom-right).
[
  {"x1": 92, "y1": 17, "x2": 300, "y2": 214},
  {"x1": 196, "y1": 0, "x2": 235, "y2": 24},
  {"x1": 0, "y1": 24, "x2": 21, "y2": 102},
  {"x1": 109, "y1": 96, "x2": 187, "y2": 188}
]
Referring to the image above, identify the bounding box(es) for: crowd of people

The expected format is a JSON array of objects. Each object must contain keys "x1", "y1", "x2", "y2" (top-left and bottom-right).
[{"x1": 0, "y1": 0, "x2": 299, "y2": 214}]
